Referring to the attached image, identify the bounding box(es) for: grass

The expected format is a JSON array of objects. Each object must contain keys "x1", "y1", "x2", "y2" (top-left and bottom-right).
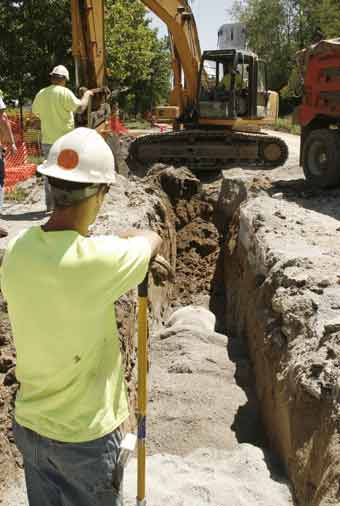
[
  {"x1": 273, "y1": 116, "x2": 301, "y2": 135},
  {"x1": 124, "y1": 119, "x2": 151, "y2": 130},
  {"x1": 5, "y1": 187, "x2": 28, "y2": 202},
  {"x1": 28, "y1": 154, "x2": 44, "y2": 165}
]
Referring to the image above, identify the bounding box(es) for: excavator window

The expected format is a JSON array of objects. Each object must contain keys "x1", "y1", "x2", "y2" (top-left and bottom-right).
[
  {"x1": 199, "y1": 55, "x2": 249, "y2": 120},
  {"x1": 256, "y1": 60, "x2": 269, "y2": 117}
]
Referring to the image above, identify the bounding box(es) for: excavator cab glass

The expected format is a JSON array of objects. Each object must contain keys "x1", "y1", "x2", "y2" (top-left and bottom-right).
[
  {"x1": 198, "y1": 50, "x2": 269, "y2": 121},
  {"x1": 256, "y1": 60, "x2": 269, "y2": 118}
]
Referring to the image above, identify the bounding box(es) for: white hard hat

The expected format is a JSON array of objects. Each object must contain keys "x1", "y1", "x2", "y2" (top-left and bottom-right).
[
  {"x1": 38, "y1": 127, "x2": 116, "y2": 184},
  {"x1": 50, "y1": 65, "x2": 70, "y2": 81},
  {"x1": 0, "y1": 97, "x2": 6, "y2": 109}
]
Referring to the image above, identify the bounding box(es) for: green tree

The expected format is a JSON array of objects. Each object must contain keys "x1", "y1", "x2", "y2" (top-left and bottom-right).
[
  {"x1": 316, "y1": 0, "x2": 340, "y2": 38},
  {"x1": 0, "y1": 0, "x2": 71, "y2": 103},
  {"x1": 231, "y1": 0, "x2": 340, "y2": 111},
  {"x1": 105, "y1": 0, "x2": 170, "y2": 115},
  {"x1": 0, "y1": 0, "x2": 170, "y2": 115}
]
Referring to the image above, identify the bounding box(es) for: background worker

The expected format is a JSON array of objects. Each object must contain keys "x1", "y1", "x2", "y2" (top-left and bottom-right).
[
  {"x1": 32, "y1": 65, "x2": 94, "y2": 210},
  {"x1": 0, "y1": 96, "x2": 17, "y2": 229},
  {"x1": 0, "y1": 127, "x2": 162, "y2": 506},
  {"x1": 219, "y1": 63, "x2": 243, "y2": 91}
]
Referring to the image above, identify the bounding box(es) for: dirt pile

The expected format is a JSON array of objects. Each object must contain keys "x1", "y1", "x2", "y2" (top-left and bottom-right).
[
  {"x1": 143, "y1": 166, "x2": 223, "y2": 309},
  {"x1": 147, "y1": 303, "x2": 266, "y2": 456},
  {"x1": 124, "y1": 446, "x2": 293, "y2": 506},
  {"x1": 0, "y1": 298, "x2": 21, "y2": 496}
]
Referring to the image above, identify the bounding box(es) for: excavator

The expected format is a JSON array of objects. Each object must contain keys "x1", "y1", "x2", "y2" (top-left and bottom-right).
[{"x1": 71, "y1": 0, "x2": 289, "y2": 171}]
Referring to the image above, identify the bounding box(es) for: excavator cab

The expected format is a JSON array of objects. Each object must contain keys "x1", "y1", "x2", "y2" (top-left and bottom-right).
[{"x1": 198, "y1": 49, "x2": 270, "y2": 122}]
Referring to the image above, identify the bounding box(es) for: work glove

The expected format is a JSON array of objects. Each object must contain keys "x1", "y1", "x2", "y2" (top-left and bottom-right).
[{"x1": 150, "y1": 255, "x2": 175, "y2": 286}]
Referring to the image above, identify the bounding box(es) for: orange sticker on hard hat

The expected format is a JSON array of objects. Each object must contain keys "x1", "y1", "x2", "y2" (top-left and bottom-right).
[{"x1": 57, "y1": 149, "x2": 79, "y2": 170}]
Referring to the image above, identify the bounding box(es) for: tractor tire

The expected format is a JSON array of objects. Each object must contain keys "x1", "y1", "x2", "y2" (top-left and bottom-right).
[{"x1": 302, "y1": 129, "x2": 340, "y2": 188}]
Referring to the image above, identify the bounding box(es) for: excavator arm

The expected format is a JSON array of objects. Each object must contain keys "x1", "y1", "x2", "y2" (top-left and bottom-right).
[
  {"x1": 71, "y1": 0, "x2": 202, "y2": 122},
  {"x1": 71, "y1": 0, "x2": 111, "y2": 130},
  {"x1": 71, "y1": 0, "x2": 106, "y2": 89},
  {"x1": 142, "y1": 0, "x2": 202, "y2": 114}
]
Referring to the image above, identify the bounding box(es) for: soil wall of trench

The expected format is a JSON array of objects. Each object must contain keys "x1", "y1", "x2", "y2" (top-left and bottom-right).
[{"x1": 220, "y1": 172, "x2": 340, "y2": 506}]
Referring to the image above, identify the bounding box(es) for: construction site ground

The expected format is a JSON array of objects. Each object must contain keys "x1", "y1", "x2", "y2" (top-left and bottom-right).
[{"x1": 0, "y1": 129, "x2": 339, "y2": 505}]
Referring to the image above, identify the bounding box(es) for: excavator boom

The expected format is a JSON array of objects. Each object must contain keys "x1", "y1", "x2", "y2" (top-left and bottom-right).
[
  {"x1": 71, "y1": 0, "x2": 112, "y2": 131},
  {"x1": 71, "y1": 0, "x2": 106, "y2": 89},
  {"x1": 142, "y1": 0, "x2": 201, "y2": 112}
]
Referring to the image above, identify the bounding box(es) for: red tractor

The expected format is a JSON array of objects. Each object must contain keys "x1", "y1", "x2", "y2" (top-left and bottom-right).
[{"x1": 297, "y1": 39, "x2": 340, "y2": 188}]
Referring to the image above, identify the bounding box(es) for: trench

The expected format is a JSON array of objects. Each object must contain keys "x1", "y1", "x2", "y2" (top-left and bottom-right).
[{"x1": 131, "y1": 165, "x2": 295, "y2": 504}]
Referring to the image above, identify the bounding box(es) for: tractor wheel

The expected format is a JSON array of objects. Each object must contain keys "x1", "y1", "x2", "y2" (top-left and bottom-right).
[{"x1": 302, "y1": 129, "x2": 340, "y2": 188}]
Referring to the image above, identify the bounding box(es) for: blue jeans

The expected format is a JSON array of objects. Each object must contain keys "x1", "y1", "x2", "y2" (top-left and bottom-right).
[
  {"x1": 13, "y1": 420, "x2": 124, "y2": 506},
  {"x1": 42, "y1": 143, "x2": 54, "y2": 210}
]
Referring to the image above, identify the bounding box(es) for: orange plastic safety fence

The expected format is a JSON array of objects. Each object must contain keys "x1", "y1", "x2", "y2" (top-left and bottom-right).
[
  {"x1": 3, "y1": 111, "x2": 132, "y2": 191},
  {"x1": 110, "y1": 116, "x2": 128, "y2": 134},
  {"x1": 3, "y1": 113, "x2": 42, "y2": 192}
]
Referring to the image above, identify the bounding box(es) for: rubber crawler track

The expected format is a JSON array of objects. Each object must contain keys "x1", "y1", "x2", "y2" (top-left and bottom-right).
[{"x1": 129, "y1": 129, "x2": 289, "y2": 171}]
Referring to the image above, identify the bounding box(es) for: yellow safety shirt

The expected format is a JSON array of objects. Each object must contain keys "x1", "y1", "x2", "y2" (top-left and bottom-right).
[
  {"x1": 220, "y1": 73, "x2": 243, "y2": 90},
  {"x1": 0, "y1": 227, "x2": 151, "y2": 442},
  {"x1": 32, "y1": 85, "x2": 81, "y2": 144}
]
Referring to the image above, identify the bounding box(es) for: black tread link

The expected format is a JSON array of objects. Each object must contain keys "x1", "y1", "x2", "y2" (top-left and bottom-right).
[{"x1": 129, "y1": 129, "x2": 289, "y2": 170}]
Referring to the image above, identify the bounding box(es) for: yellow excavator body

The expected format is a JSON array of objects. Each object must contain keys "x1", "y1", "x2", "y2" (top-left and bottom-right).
[{"x1": 71, "y1": 0, "x2": 287, "y2": 170}]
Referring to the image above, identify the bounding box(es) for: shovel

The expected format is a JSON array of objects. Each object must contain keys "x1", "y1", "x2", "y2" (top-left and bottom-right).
[
  {"x1": 136, "y1": 255, "x2": 174, "y2": 506},
  {"x1": 136, "y1": 271, "x2": 149, "y2": 506}
]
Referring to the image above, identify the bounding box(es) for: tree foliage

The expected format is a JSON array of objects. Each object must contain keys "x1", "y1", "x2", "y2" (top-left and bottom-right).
[
  {"x1": 0, "y1": 0, "x2": 170, "y2": 114},
  {"x1": 105, "y1": 0, "x2": 170, "y2": 114},
  {"x1": 0, "y1": 0, "x2": 71, "y2": 104},
  {"x1": 231, "y1": 0, "x2": 340, "y2": 109}
]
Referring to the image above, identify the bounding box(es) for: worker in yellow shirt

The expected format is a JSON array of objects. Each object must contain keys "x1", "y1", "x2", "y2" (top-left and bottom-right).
[
  {"x1": 219, "y1": 64, "x2": 243, "y2": 91},
  {"x1": 32, "y1": 65, "x2": 94, "y2": 210},
  {"x1": 1, "y1": 127, "x2": 162, "y2": 506}
]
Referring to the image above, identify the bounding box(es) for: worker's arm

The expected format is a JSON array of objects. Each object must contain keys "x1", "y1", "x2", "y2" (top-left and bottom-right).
[
  {"x1": 117, "y1": 229, "x2": 162, "y2": 258},
  {"x1": 63, "y1": 88, "x2": 93, "y2": 114},
  {"x1": 76, "y1": 90, "x2": 94, "y2": 114},
  {"x1": 105, "y1": 230, "x2": 162, "y2": 300}
]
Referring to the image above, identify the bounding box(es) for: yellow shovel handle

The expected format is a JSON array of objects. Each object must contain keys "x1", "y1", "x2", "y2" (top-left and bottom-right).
[{"x1": 137, "y1": 273, "x2": 148, "y2": 505}]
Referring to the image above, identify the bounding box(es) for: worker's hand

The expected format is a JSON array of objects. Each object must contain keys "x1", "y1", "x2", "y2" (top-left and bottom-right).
[
  {"x1": 85, "y1": 90, "x2": 94, "y2": 97},
  {"x1": 150, "y1": 255, "x2": 175, "y2": 286},
  {"x1": 10, "y1": 143, "x2": 17, "y2": 156}
]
